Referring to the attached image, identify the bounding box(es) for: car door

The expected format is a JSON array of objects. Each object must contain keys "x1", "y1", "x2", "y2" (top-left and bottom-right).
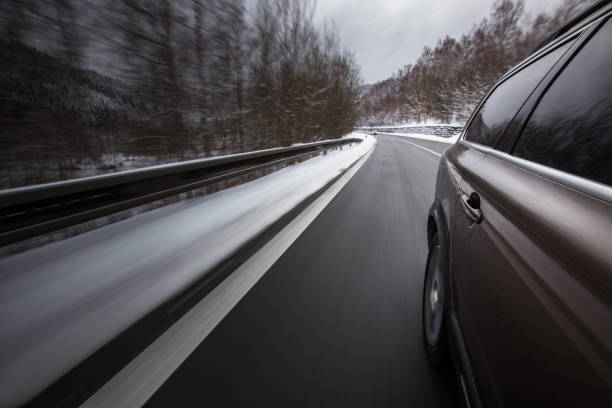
[{"x1": 451, "y1": 17, "x2": 612, "y2": 407}]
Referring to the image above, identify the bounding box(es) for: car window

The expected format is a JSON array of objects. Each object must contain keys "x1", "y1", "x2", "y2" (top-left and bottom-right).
[
  {"x1": 514, "y1": 19, "x2": 612, "y2": 187},
  {"x1": 464, "y1": 42, "x2": 571, "y2": 148}
]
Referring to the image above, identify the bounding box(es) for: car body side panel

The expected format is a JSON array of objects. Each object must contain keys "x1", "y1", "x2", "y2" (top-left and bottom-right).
[
  {"x1": 443, "y1": 141, "x2": 612, "y2": 406},
  {"x1": 434, "y1": 150, "x2": 462, "y2": 240}
]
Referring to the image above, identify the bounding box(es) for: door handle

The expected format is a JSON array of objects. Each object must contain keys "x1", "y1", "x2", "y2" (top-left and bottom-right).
[{"x1": 460, "y1": 192, "x2": 482, "y2": 224}]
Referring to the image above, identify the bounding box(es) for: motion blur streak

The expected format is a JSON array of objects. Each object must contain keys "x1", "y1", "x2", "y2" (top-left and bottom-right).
[
  {"x1": 145, "y1": 135, "x2": 460, "y2": 407},
  {"x1": 0, "y1": 0, "x2": 360, "y2": 189},
  {"x1": 0, "y1": 137, "x2": 373, "y2": 407}
]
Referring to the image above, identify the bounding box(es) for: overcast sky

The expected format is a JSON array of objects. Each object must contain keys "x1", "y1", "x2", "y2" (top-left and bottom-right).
[{"x1": 313, "y1": 0, "x2": 564, "y2": 84}]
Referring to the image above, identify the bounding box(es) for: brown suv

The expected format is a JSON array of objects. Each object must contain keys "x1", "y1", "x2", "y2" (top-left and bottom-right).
[{"x1": 422, "y1": 2, "x2": 612, "y2": 407}]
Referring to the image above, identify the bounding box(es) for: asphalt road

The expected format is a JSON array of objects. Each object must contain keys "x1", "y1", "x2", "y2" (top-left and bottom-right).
[{"x1": 145, "y1": 134, "x2": 461, "y2": 407}]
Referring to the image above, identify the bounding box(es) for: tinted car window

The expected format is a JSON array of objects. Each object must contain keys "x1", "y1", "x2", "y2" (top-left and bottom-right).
[
  {"x1": 514, "y1": 20, "x2": 612, "y2": 187},
  {"x1": 465, "y1": 42, "x2": 570, "y2": 147}
]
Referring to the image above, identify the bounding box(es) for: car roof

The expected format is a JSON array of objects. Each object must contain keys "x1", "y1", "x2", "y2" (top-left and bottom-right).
[
  {"x1": 499, "y1": 1, "x2": 612, "y2": 84},
  {"x1": 538, "y1": 0, "x2": 611, "y2": 48}
]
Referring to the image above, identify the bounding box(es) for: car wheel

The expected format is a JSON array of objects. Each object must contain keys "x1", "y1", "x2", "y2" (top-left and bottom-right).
[{"x1": 422, "y1": 232, "x2": 449, "y2": 368}]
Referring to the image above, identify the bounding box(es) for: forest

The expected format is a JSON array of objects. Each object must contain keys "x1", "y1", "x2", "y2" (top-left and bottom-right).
[
  {"x1": 0, "y1": 0, "x2": 361, "y2": 188},
  {"x1": 358, "y1": 0, "x2": 594, "y2": 126}
]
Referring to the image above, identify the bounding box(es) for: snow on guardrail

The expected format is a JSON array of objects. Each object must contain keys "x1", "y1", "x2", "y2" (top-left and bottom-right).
[{"x1": 357, "y1": 124, "x2": 462, "y2": 144}]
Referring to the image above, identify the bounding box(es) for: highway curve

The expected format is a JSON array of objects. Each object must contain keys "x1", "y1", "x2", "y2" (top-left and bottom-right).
[{"x1": 145, "y1": 134, "x2": 461, "y2": 407}]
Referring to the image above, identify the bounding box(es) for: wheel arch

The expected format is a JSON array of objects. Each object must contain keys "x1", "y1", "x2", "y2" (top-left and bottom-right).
[
  {"x1": 427, "y1": 199, "x2": 449, "y2": 250},
  {"x1": 427, "y1": 199, "x2": 453, "y2": 307}
]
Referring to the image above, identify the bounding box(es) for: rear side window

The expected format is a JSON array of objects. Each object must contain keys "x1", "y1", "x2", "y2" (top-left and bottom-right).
[
  {"x1": 514, "y1": 20, "x2": 612, "y2": 187},
  {"x1": 465, "y1": 42, "x2": 570, "y2": 147}
]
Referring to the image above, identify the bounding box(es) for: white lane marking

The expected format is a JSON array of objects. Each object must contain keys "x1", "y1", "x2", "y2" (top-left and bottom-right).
[
  {"x1": 81, "y1": 142, "x2": 377, "y2": 408},
  {"x1": 397, "y1": 139, "x2": 442, "y2": 157}
]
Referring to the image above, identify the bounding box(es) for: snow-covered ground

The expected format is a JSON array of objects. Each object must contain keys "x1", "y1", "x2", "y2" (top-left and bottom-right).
[
  {"x1": 357, "y1": 129, "x2": 460, "y2": 145},
  {"x1": 359, "y1": 120, "x2": 464, "y2": 129},
  {"x1": 0, "y1": 133, "x2": 376, "y2": 407},
  {"x1": 376, "y1": 131, "x2": 461, "y2": 144}
]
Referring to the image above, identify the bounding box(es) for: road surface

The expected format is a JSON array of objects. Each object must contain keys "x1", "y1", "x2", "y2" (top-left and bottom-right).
[{"x1": 145, "y1": 134, "x2": 460, "y2": 407}]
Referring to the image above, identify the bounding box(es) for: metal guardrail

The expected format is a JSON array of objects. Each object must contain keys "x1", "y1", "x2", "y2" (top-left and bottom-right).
[
  {"x1": 357, "y1": 125, "x2": 462, "y2": 138},
  {"x1": 0, "y1": 138, "x2": 361, "y2": 246}
]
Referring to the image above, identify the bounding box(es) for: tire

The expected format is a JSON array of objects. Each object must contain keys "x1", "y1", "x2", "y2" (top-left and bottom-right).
[{"x1": 422, "y1": 232, "x2": 450, "y2": 368}]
